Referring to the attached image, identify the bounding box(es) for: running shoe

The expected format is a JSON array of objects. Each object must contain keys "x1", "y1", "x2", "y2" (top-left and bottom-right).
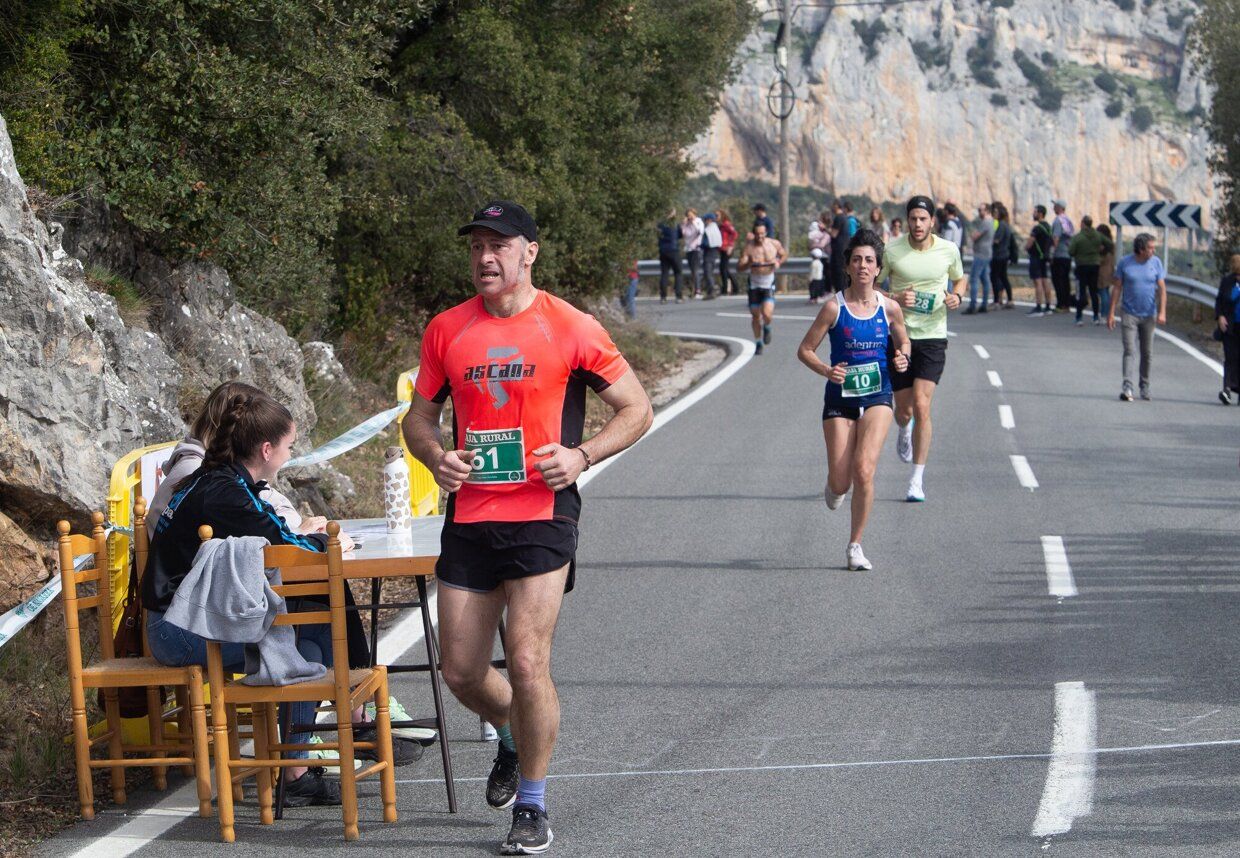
[
  {"x1": 1075, "y1": 319, "x2": 1084, "y2": 327},
  {"x1": 675, "y1": 297, "x2": 684, "y2": 304},
  {"x1": 978, "y1": 304, "x2": 988, "y2": 313},
  {"x1": 1004, "y1": 302, "x2": 1015, "y2": 309},
  {"x1": 500, "y1": 805, "x2": 553, "y2": 855},
  {"x1": 487, "y1": 742, "x2": 521, "y2": 810},
  {"x1": 1041, "y1": 309, "x2": 1055, "y2": 317},
  {"x1": 896, "y1": 422, "x2": 913, "y2": 463},
  {"x1": 1025, "y1": 306, "x2": 1043, "y2": 316},
  {"x1": 755, "y1": 341, "x2": 764, "y2": 355},
  {"x1": 1140, "y1": 387, "x2": 1151, "y2": 401},
  {"x1": 1093, "y1": 317, "x2": 1102, "y2": 326},
  {"x1": 1119, "y1": 386, "x2": 1134, "y2": 402},
  {"x1": 283, "y1": 767, "x2": 342, "y2": 807},
  {"x1": 365, "y1": 696, "x2": 439, "y2": 745},
  {"x1": 763, "y1": 324, "x2": 772, "y2": 345},
  {"x1": 1220, "y1": 389, "x2": 1233, "y2": 405},
  {"x1": 847, "y1": 543, "x2": 873, "y2": 571},
  {"x1": 825, "y1": 484, "x2": 846, "y2": 510},
  {"x1": 354, "y1": 724, "x2": 421, "y2": 766},
  {"x1": 905, "y1": 480, "x2": 925, "y2": 503}
]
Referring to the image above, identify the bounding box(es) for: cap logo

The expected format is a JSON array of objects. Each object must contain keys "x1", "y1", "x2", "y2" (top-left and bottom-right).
[{"x1": 483, "y1": 206, "x2": 504, "y2": 217}]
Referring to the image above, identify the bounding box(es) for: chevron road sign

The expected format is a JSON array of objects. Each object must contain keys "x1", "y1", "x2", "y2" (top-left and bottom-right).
[{"x1": 1109, "y1": 200, "x2": 1203, "y2": 229}]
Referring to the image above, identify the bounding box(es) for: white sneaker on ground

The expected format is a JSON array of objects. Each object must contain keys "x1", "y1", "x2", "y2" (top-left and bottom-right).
[
  {"x1": 847, "y1": 543, "x2": 873, "y2": 571},
  {"x1": 906, "y1": 480, "x2": 925, "y2": 502},
  {"x1": 825, "y1": 484, "x2": 846, "y2": 510},
  {"x1": 896, "y1": 422, "x2": 913, "y2": 463},
  {"x1": 365, "y1": 696, "x2": 438, "y2": 744}
]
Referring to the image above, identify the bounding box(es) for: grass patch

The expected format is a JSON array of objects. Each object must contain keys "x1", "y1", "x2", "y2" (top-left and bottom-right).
[{"x1": 83, "y1": 265, "x2": 151, "y2": 329}]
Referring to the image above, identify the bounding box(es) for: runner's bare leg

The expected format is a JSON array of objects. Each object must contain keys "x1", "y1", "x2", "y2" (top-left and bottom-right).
[
  {"x1": 910, "y1": 379, "x2": 937, "y2": 464},
  {"x1": 849, "y1": 406, "x2": 895, "y2": 543},
  {"x1": 437, "y1": 584, "x2": 510, "y2": 726},
  {"x1": 750, "y1": 305, "x2": 763, "y2": 340},
  {"x1": 823, "y1": 418, "x2": 856, "y2": 497},
  {"x1": 503, "y1": 565, "x2": 570, "y2": 781}
]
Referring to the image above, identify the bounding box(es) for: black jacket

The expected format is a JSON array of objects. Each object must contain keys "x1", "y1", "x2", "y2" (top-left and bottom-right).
[
  {"x1": 143, "y1": 463, "x2": 326, "y2": 614},
  {"x1": 1215, "y1": 274, "x2": 1240, "y2": 325}
]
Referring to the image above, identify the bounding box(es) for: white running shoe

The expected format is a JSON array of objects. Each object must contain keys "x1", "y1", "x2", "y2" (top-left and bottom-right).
[
  {"x1": 906, "y1": 480, "x2": 925, "y2": 503},
  {"x1": 847, "y1": 543, "x2": 872, "y2": 571},
  {"x1": 825, "y1": 484, "x2": 846, "y2": 510},
  {"x1": 896, "y1": 422, "x2": 913, "y2": 463},
  {"x1": 365, "y1": 695, "x2": 438, "y2": 744}
]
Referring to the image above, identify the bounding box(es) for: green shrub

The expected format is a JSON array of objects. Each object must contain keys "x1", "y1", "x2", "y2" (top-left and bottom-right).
[
  {"x1": 1130, "y1": 105, "x2": 1155, "y2": 132},
  {"x1": 1105, "y1": 98, "x2": 1125, "y2": 118},
  {"x1": 990, "y1": 93, "x2": 1009, "y2": 107},
  {"x1": 967, "y1": 35, "x2": 999, "y2": 88},
  {"x1": 1094, "y1": 71, "x2": 1119, "y2": 94},
  {"x1": 1014, "y1": 49, "x2": 1064, "y2": 112},
  {"x1": 911, "y1": 39, "x2": 950, "y2": 71},
  {"x1": 852, "y1": 19, "x2": 889, "y2": 62}
]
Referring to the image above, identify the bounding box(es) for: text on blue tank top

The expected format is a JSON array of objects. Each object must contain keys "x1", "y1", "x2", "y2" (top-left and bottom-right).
[{"x1": 827, "y1": 298, "x2": 891, "y2": 400}]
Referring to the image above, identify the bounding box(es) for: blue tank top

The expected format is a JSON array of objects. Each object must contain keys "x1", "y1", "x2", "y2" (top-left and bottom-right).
[{"x1": 824, "y1": 296, "x2": 892, "y2": 406}]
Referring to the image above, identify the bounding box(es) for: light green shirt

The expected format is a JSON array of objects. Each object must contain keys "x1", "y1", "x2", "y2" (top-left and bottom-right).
[{"x1": 879, "y1": 234, "x2": 964, "y2": 340}]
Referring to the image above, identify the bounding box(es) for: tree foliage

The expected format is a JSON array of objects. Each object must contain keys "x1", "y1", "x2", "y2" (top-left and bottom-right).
[{"x1": 1192, "y1": 0, "x2": 1240, "y2": 262}]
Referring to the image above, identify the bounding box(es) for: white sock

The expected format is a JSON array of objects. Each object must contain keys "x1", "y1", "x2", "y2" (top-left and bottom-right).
[{"x1": 911, "y1": 464, "x2": 925, "y2": 484}]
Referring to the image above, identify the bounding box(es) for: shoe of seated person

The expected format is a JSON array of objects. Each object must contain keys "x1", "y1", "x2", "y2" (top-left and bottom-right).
[
  {"x1": 352, "y1": 723, "x2": 421, "y2": 766},
  {"x1": 284, "y1": 767, "x2": 342, "y2": 807}
]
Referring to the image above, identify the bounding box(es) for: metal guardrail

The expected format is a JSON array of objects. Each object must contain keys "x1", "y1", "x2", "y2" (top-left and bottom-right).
[{"x1": 637, "y1": 256, "x2": 1219, "y2": 309}]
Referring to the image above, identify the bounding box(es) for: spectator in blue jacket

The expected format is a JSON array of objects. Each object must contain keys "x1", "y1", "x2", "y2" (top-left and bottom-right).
[{"x1": 657, "y1": 209, "x2": 683, "y2": 303}]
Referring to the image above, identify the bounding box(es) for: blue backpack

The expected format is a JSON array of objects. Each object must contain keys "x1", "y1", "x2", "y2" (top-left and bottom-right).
[{"x1": 847, "y1": 215, "x2": 859, "y2": 237}]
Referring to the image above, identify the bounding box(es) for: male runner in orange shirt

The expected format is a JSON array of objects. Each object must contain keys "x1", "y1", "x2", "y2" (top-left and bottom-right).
[{"x1": 403, "y1": 201, "x2": 652, "y2": 854}]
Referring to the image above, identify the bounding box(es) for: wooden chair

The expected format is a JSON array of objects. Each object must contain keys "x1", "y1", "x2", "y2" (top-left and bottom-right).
[
  {"x1": 57, "y1": 513, "x2": 212, "y2": 820},
  {"x1": 200, "y1": 521, "x2": 397, "y2": 843}
]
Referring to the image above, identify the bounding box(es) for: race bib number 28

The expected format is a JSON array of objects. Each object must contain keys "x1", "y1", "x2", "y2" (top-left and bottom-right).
[
  {"x1": 911, "y1": 291, "x2": 938, "y2": 314},
  {"x1": 464, "y1": 427, "x2": 526, "y2": 484}
]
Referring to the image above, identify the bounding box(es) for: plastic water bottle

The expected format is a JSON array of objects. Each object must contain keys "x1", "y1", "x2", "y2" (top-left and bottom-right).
[{"x1": 383, "y1": 447, "x2": 413, "y2": 532}]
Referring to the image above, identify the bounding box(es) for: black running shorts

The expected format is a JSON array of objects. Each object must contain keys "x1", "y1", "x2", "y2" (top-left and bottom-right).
[
  {"x1": 890, "y1": 338, "x2": 948, "y2": 390},
  {"x1": 436, "y1": 520, "x2": 578, "y2": 593}
]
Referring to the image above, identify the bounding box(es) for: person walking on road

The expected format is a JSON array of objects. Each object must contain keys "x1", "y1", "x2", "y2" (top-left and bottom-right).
[
  {"x1": 682, "y1": 208, "x2": 705, "y2": 299},
  {"x1": 798, "y1": 229, "x2": 911, "y2": 571},
  {"x1": 737, "y1": 222, "x2": 788, "y2": 355},
  {"x1": 403, "y1": 200, "x2": 654, "y2": 855},
  {"x1": 964, "y1": 203, "x2": 994, "y2": 314},
  {"x1": 1051, "y1": 199, "x2": 1075, "y2": 312},
  {"x1": 1214, "y1": 253, "x2": 1240, "y2": 404},
  {"x1": 1107, "y1": 232, "x2": 1167, "y2": 402},
  {"x1": 991, "y1": 202, "x2": 1015, "y2": 308},
  {"x1": 701, "y1": 212, "x2": 722, "y2": 300},
  {"x1": 879, "y1": 195, "x2": 966, "y2": 502},
  {"x1": 718, "y1": 209, "x2": 738, "y2": 296},
  {"x1": 1026, "y1": 205, "x2": 1055, "y2": 315},
  {"x1": 1068, "y1": 215, "x2": 1108, "y2": 326},
  {"x1": 656, "y1": 210, "x2": 683, "y2": 304}
]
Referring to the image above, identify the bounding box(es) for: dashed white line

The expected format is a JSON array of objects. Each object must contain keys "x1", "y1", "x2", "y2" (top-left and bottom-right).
[
  {"x1": 1031, "y1": 681, "x2": 1097, "y2": 838},
  {"x1": 998, "y1": 405, "x2": 1015, "y2": 429},
  {"x1": 987, "y1": 370, "x2": 1003, "y2": 388},
  {"x1": 1040, "y1": 536, "x2": 1077, "y2": 599},
  {"x1": 973, "y1": 344, "x2": 991, "y2": 359},
  {"x1": 1010, "y1": 455, "x2": 1039, "y2": 489}
]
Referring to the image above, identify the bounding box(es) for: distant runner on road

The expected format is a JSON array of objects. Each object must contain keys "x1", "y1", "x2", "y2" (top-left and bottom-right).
[
  {"x1": 799, "y1": 229, "x2": 911, "y2": 570},
  {"x1": 878, "y1": 195, "x2": 966, "y2": 503},
  {"x1": 403, "y1": 200, "x2": 653, "y2": 855},
  {"x1": 736, "y1": 222, "x2": 787, "y2": 355}
]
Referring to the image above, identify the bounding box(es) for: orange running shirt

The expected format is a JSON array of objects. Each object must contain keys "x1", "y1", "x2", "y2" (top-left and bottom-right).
[{"x1": 415, "y1": 290, "x2": 630, "y2": 524}]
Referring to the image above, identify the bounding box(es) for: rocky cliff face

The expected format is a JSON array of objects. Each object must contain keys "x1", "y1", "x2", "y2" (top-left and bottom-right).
[
  {"x1": 693, "y1": 0, "x2": 1211, "y2": 225},
  {"x1": 0, "y1": 111, "x2": 345, "y2": 609}
]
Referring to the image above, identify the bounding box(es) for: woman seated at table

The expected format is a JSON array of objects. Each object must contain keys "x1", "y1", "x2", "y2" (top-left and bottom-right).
[{"x1": 142, "y1": 387, "x2": 399, "y2": 805}]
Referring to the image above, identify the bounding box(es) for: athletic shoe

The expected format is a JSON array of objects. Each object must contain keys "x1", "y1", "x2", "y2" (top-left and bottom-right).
[
  {"x1": 1140, "y1": 387, "x2": 1151, "y2": 401},
  {"x1": 847, "y1": 543, "x2": 873, "y2": 571},
  {"x1": 754, "y1": 341, "x2": 764, "y2": 355},
  {"x1": 1026, "y1": 306, "x2": 1043, "y2": 316},
  {"x1": 1220, "y1": 389, "x2": 1233, "y2": 405},
  {"x1": 366, "y1": 696, "x2": 438, "y2": 745},
  {"x1": 825, "y1": 485, "x2": 846, "y2": 510},
  {"x1": 1093, "y1": 317, "x2": 1102, "y2": 326},
  {"x1": 1075, "y1": 319, "x2": 1084, "y2": 327},
  {"x1": 487, "y1": 742, "x2": 521, "y2": 810},
  {"x1": 1041, "y1": 309, "x2": 1055, "y2": 317},
  {"x1": 1004, "y1": 302, "x2": 1015, "y2": 309},
  {"x1": 978, "y1": 304, "x2": 988, "y2": 314},
  {"x1": 896, "y1": 422, "x2": 913, "y2": 463},
  {"x1": 500, "y1": 805, "x2": 553, "y2": 855},
  {"x1": 962, "y1": 305, "x2": 976, "y2": 315},
  {"x1": 906, "y1": 480, "x2": 925, "y2": 502},
  {"x1": 1119, "y1": 386, "x2": 1134, "y2": 402},
  {"x1": 763, "y1": 324, "x2": 772, "y2": 345},
  {"x1": 675, "y1": 298, "x2": 684, "y2": 304},
  {"x1": 283, "y1": 767, "x2": 342, "y2": 807},
  {"x1": 354, "y1": 724, "x2": 422, "y2": 766}
]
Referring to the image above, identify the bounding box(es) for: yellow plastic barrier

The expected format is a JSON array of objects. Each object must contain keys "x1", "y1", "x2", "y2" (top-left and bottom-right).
[
  {"x1": 105, "y1": 441, "x2": 177, "y2": 632},
  {"x1": 396, "y1": 369, "x2": 440, "y2": 517}
]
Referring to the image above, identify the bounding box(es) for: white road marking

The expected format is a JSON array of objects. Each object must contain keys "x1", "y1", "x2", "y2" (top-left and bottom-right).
[
  {"x1": 1040, "y1": 536, "x2": 1077, "y2": 599},
  {"x1": 1010, "y1": 455, "x2": 1039, "y2": 489},
  {"x1": 1153, "y1": 329, "x2": 1224, "y2": 376},
  {"x1": 394, "y1": 736, "x2": 1237, "y2": 786},
  {"x1": 999, "y1": 405, "x2": 1015, "y2": 429},
  {"x1": 1031, "y1": 681, "x2": 1097, "y2": 839},
  {"x1": 715, "y1": 311, "x2": 818, "y2": 321},
  {"x1": 973, "y1": 344, "x2": 991, "y2": 359},
  {"x1": 63, "y1": 332, "x2": 753, "y2": 855},
  {"x1": 987, "y1": 370, "x2": 1003, "y2": 387}
]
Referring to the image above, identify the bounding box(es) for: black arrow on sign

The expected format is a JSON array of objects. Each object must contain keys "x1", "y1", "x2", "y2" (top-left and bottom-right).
[{"x1": 1121, "y1": 202, "x2": 1142, "y2": 224}]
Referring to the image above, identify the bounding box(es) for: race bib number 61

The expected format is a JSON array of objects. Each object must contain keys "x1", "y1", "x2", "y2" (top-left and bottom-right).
[{"x1": 464, "y1": 427, "x2": 526, "y2": 484}]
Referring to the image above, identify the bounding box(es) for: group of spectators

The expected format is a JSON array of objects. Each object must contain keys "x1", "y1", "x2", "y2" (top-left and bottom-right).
[
  {"x1": 807, "y1": 201, "x2": 904, "y2": 301},
  {"x1": 654, "y1": 205, "x2": 749, "y2": 303}
]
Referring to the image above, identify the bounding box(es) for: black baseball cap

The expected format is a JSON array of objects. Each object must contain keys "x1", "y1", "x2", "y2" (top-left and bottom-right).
[
  {"x1": 457, "y1": 200, "x2": 538, "y2": 242},
  {"x1": 906, "y1": 195, "x2": 935, "y2": 216},
  {"x1": 752, "y1": 202, "x2": 767, "y2": 211}
]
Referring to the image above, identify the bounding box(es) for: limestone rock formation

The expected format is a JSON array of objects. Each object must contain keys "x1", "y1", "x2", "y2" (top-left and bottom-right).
[{"x1": 693, "y1": 0, "x2": 1211, "y2": 225}]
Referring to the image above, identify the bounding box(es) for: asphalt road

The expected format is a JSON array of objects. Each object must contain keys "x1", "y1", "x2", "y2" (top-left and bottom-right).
[{"x1": 42, "y1": 296, "x2": 1240, "y2": 857}]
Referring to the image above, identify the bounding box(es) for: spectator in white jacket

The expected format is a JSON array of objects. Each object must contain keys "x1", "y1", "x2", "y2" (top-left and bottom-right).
[{"x1": 682, "y1": 208, "x2": 705, "y2": 298}]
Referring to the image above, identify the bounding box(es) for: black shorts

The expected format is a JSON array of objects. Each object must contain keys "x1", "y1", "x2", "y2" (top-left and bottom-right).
[
  {"x1": 891, "y1": 338, "x2": 948, "y2": 390},
  {"x1": 823, "y1": 396, "x2": 893, "y2": 421},
  {"x1": 437, "y1": 520, "x2": 578, "y2": 593},
  {"x1": 1028, "y1": 257, "x2": 1050, "y2": 280},
  {"x1": 748, "y1": 287, "x2": 776, "y2": 308}
]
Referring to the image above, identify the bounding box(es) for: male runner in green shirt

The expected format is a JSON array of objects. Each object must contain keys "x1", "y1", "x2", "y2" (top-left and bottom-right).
[{"x1": 878, "y1": 195, "x2": 967, "y2": 502}]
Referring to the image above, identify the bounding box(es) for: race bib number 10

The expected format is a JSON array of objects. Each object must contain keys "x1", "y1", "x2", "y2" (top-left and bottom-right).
[
  {"x1": 464, "y1": 427, "x2": 526, "y2": 484},
  {"x1": 841, "y1": 361, "x2": 882, "y2": 398},
  {"x1": 911, "y1": 291, "x2": 938, "y2": 315}
]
